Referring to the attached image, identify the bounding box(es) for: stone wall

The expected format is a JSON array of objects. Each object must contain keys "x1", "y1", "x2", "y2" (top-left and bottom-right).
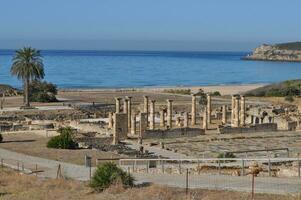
[
  {"x1": 142, "y1": 127, "x2": 205, "y2": 139},
  {"x1": 113, "y1": 113, "x2": 128, "y2": 141},
  {"x1": 218, "y1": 123, "x2": 277, "y2": 134}
]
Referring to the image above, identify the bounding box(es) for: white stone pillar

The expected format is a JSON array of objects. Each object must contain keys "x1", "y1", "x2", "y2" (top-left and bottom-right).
[
  {"x1": 131, "y1": 114, "x2": 136, "y2": 135},
  {"x1": 203, "y1": 107, "x2": 208, "y2": 130},
  {"x1": 222, "y1": 105, "x2": 227, "y2": 124},
  {"x1": 240, "y1": 95, "x2": 246, "y2": 126},
  {"x1": 143, "y1": 96, "x2": 149, "y2": 126},
  {"x1": 149, "y1": 100, "x2": 156, "y2": 130},
  {"x1": 231, "y1": 95, "x2": 236, "y2": 126},
  {"x1": 126, "y1": 96, "x2": 132, "y2": 129},
  {"x1": 160, "y1": 110, "x2": 165, "y2": 128},
  {"x1": 167, "y1": 99, "x2": 173, "y2": 128},
  {"x1": 191, "y1": 94, "x2": 196, "y2": 126},
  {"x1": 207, "y1": 94, "x2": 212, "y2": 124},
  {"x1": 233, "y1": 96, "x2": 240, "y2": 127},
  {"x1": 123, "y1": 98, "x2": 128, "y2": 114},
  {"x1": 115, "y1": 97, "x2": 121, "y2": 113},
  {"x1": 184, "y1": 112, "x2": 189, "y2": 128},
  {"x1": 108, "y1": 112, "x2": 113, "y2": 129}
]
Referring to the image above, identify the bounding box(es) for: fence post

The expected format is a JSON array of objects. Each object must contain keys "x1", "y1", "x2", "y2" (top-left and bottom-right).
[
  {"x1": 162, "y1": 160, "x2": 165, "y2": 174},
  {"x1": 146, "y1": 160, "x2": 149, "y2": 173},
  {"x1": 22, "y1": 162, "x2": 24, "y2": 171},
  {"x1": 132, "y1": 160, "x2": 135, "y2": 172},
  {"x1": 218, "y1": 160, "x2": 221, "y2": 175},
  {"x1": 268, "y1": 159, "x2": 271, "y2": 177},
  {"x1": 1, "y1": 158, "x2": 3, "y2": 168},
  {"x1": 17, "y1": 161, "x2": 20, "y2": 171},
  {"x1": 251, "y1": 173, "x2": 255, "y2": 200},
  {"x1": 134, "y1": 160, "x2": 137, "y2": 172},
  {"x1": 298, "y1": 153, "x2": 301, "y2": 178},
  {"x1": 35, "y1": 164, "x2": 38, "y2": 176},
  {"x1": 241, "y1": 159, "x2": 245, "y2": 176},
  {"x1": 179, "y1": 160, "x2": 182, "y2": 174},
  {"x1": 185, "y1": 168, "x2": 189, "y2": 196},
  {"x1": 197, "y1": 159, "x2": 200, "y2": 175}
]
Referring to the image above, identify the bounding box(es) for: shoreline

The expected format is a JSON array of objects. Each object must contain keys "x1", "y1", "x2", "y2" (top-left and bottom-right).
[
  {"x1": 242, "y1": 57, "x2": 301, "y2": 63},
  {"x1": 58, "y1": 83, "x2": 266, "y2": 95}
]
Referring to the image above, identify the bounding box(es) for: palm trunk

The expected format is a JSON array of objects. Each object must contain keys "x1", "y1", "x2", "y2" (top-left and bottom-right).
[
  {"x1": 25, "y1": 78, "x2": 30, "y2": 107},
  {"x1": 23, "y1": 80, "x2": 26, "y2": 104}
]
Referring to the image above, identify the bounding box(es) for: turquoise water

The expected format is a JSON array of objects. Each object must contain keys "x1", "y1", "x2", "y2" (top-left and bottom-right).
[{"x1": 0, "y1": 50, "x2": 301, "y2": 88}]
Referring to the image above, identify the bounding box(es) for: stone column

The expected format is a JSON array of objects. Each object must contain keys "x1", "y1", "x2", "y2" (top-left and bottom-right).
[
  {"x1": 160, "y1": 110, "x2": 165, "y2": 128},
  {"x1": 191, "y1": 94, "x2": 196, "y2": 126},
  {"x1": 184, "y1": 112, "x2": 189, "y2": 127},
  {"x1": 123, "y1": 98, "x2": 128, "y2": 114},
  {"x1": 203, "y1": 107, "x2": 208, "y2": 130},
  {"x1": 149, "y1": 100, "x2": 156, "y2": 130},
  {"x1": 240, "y1": 95, "x2": 246, "y2": 126},
  {"x1": 233, "y1": 96, "x2": 240, "y2": 127},
  {"x1": 222, "y1": 105, "x2": 227, "y2": 124},
  {"x1": 167, "y1": 99, "x2": 173, "y2": 128},
  {"x1": 207, "y1": 94, "x2": 212, "y2": 124},
  {"x1": 108, "y1": 112, "x2": 113, "y2": 129},
  {"x1": 115, "y1": 97, "x2": 121, "y2": 113},
  {"x1": 126, "y1": 96, "x2": 132, "y2": 130},
  {"x1": 231, "y1": 95, "x2": 236, "y2": 125},
  {"x1": 131, "y1": 114, "x2": 136, "y2": 135},
  {"x1": 143, "y1": 96, "x2": 149, "y2": 125}
]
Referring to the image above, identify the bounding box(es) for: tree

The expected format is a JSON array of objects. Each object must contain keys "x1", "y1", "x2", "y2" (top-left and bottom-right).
[{"x1": 10, "y1": 47, "x2": 45, "y2": 108}]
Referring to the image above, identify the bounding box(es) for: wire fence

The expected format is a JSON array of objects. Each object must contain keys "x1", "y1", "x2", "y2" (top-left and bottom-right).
[
  {"x1": 119, "y1": 158, "x2": 301, "y2": 195},
  {"x1": 0, "y1": 158, "x2": 42, "y2": 175}
]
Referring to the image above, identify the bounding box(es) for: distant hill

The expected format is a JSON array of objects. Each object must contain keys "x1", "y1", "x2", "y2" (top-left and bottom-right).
[
  {"x1": 245, "y1": 80, "x2": 301, "y2": 97},
  {"x1": 244, "y1": 42, "x2": 301, "y2": 62}
]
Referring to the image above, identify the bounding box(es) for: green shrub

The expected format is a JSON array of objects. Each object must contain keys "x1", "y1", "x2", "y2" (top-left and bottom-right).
[
  {"x1": 0, "y1": 134, "x2": 3, "y2": 142},
  {"x1": 90, "y1": 162, "x2": 134, "y2": 192},
  {"x1": 217, "y1": 152, "x2": 236, "y2": 159},
  {"x1": 285, "y1": 95, "x2": 294, "y2": 102},
  {"x1": 163, "y1": 89, "x2": 191, "y2": 95},
  {"x1": 29, "y1": 80, "x2": 58, "y2": 102},
  {"x1": 47, "y1": 127, "x2": 77, "y2": 149},
  {"x1": 211, "y1": 91, "x2": 221, "y2": 96}
]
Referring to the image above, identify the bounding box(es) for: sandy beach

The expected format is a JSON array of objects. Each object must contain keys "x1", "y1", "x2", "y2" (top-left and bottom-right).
[{"x1": 59, "y1": 83, "x2": 265, "y2": 96}]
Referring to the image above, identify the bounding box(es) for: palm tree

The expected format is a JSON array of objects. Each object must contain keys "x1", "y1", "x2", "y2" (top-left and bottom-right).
[{"x1": 11, "y1": 47, "x2": 45, "y2": 108}]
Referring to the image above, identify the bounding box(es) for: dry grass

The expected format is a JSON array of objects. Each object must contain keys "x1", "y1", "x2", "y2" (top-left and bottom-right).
[
  {"x1": 0, "y1": 133, "x2": 120, "y2": 166},
  {"x1": 0, "y1": 167, "x2": 300, "y2": 200}
]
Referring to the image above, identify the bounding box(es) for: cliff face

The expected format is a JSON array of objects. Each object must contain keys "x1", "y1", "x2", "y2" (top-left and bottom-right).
[{"x1": 244, "y1": 44, "x2": 301, "y2": 62}]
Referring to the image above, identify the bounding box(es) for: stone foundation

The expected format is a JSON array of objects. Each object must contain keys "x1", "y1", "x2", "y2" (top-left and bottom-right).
[
  {"x1": 142, "y1": 127, "x2": 205, "y2": 139},
  {"x1": 218, "y1": 123, "x2": 277, "y2": 134}
]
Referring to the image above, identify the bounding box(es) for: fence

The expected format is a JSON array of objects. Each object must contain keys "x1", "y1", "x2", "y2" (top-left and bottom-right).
[
  {"x1": 119, "y1": 158, "x2": 301, "y2": 195},
  {"x1": 0, "y1": 158, "x2": 42, "y2": 175}
]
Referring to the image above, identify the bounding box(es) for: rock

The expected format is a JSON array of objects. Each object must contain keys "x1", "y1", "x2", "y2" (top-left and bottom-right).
[{"x1": 244, "y1": 43, "x2": 301, "y2": 62}]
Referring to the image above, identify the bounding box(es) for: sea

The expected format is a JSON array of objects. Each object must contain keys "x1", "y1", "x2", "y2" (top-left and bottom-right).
[{"x1": 0, "y1": 50, "x2": 301, "y2": 89}]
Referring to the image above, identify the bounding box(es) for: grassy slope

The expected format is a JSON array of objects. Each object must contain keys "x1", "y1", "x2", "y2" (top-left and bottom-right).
[
  {"x1": 275, "y1": 42, "x2": 301, "y2": 51},
  {"x1": 245, "y1": 80, "x2": 301, "y2": 97}
]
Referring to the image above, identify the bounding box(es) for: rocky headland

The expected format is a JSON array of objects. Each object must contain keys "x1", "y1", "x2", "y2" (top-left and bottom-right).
[{"x1": 244, "y1": 42, "x2": 301, "y2": 62}]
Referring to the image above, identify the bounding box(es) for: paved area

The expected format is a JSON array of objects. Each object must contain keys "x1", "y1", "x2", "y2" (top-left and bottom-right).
[
  {"x1": 0, "y1": 148, "x2": 91, "y2": 181},
  {"x1": 1, "y1": 147, "x2": 300, "y2": 194},
  {"x1": 133, "y1": 173, "x2": 301, "y2": 195}
]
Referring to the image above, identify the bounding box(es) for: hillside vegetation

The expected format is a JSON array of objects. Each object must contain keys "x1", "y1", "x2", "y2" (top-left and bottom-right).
[
  {"x1": 245, "y1": 80, "x2": 301, "y2": 97},
  {"x1": 275, "y1": 42, "x2": 301, "y2": 51}
]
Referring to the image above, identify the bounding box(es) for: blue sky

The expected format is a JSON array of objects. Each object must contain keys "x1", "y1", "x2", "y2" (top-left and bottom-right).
[{"x1": 0, "y1": 0, "x2": 300, "y2": 51}]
